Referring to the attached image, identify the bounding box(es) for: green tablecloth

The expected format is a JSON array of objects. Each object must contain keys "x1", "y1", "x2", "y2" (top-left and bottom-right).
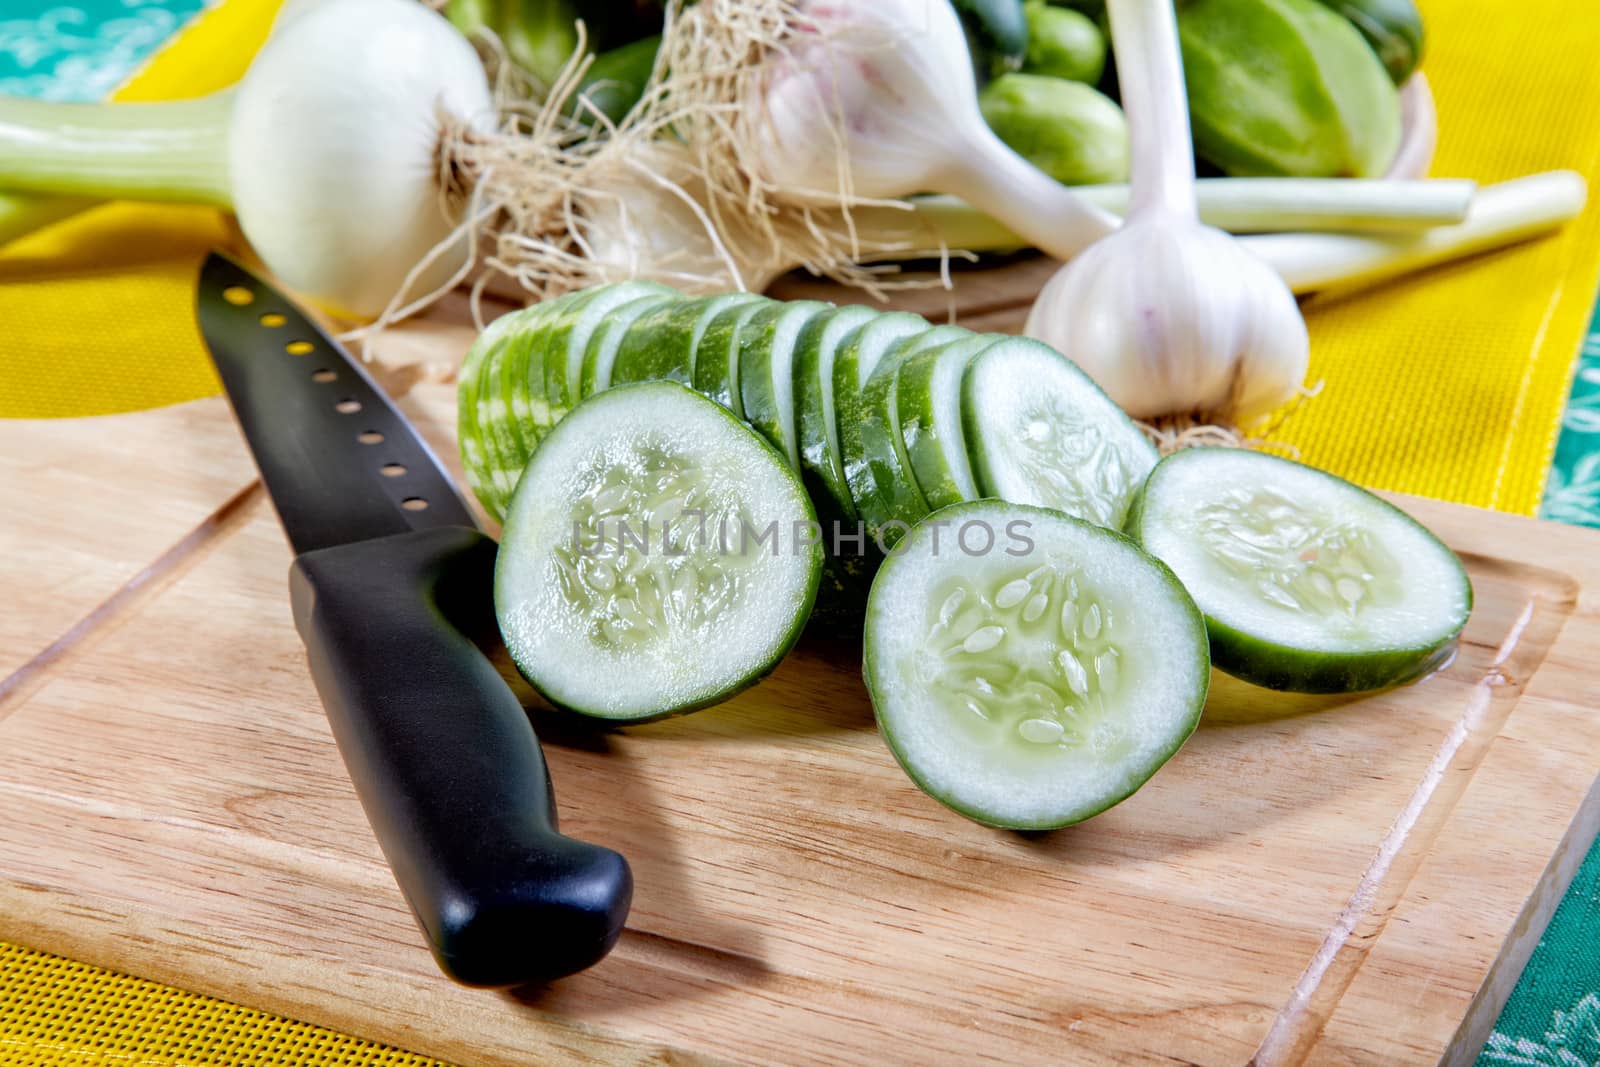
[{"x1": 2, "y1": 4, "x2": 1597, "y2": 1063}]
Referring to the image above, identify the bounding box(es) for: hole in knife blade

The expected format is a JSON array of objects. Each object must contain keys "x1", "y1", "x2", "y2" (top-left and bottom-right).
[
  {"x1": 286, "y1": 341, "x2": 315, "y2": 356},
  {"x1": 400, "y1": 497, "x2": 429, "y2": 511},
  {"x1": 311, "y1": 369, "x2": 336, "y2": 384},
  {"x1": 259, "y1": 313, "x2": 286, "y2": 327},
  {"x1": 222, "y1": 286, "x2": 254, "y2": 306},
  {"x1": 357, "y1": 431, "x2": 384, "y2": 445},
  {"x1": 380, "y1": 463, "x2": 407, "y2": 478},
  {"x1": 335, "y1": 399, "x2": 362, "y2": 414}
]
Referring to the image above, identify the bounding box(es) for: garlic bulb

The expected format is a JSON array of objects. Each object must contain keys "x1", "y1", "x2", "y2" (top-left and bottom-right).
[
  {"x1": 1025, "y1": 0, "x2": 1309, "y2": 423},
  {"x1": 747, "y1": 0, "x2": 1116, "y2": 262}
]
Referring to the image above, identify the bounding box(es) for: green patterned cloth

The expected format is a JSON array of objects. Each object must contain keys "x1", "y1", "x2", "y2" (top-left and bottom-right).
[{"x1": 1, "y1": 4, "x2": 1597, "y2": 1061}]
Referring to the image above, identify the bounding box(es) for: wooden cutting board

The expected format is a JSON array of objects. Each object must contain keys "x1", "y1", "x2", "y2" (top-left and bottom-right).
[{"x1": 1, "y1": 263, "x2": 1598, "y2": 1066}]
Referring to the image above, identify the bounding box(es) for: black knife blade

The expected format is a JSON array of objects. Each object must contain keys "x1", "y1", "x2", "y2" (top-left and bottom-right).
[{"x1": 195, "y1": 253, "x2": 631, "y2": 986}]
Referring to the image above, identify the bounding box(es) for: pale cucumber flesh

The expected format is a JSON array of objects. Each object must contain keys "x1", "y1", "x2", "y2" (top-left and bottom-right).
[
  {"x1": 865, "y1": 502, "x2": 1209, "y2": 829},
  {"x1": 1128, "y1": 448, "x2": 1473, "y2": 693},
  {"x1": 496, "y1": 381, "x2": 822, "y2": 721},
  {"x1": 962, "y1": 338, "x2": 1158, "y2": 530}
]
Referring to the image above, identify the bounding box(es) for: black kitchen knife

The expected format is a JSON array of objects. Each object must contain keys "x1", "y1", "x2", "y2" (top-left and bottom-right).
[{"x1": 195, "y1": 252, "x2": 631, "y2": 986}]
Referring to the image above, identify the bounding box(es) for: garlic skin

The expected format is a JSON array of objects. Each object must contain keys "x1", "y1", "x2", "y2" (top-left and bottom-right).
[
  {"x1": 747, "y1": 0, "x2": 1115, "y2": 261},
  {"x1": 1025, "y1": 0, "x2": 1309, "y2": 424},
  {"x1": 1026, "y1": 218, "x2": 1309, "y2": 421}
]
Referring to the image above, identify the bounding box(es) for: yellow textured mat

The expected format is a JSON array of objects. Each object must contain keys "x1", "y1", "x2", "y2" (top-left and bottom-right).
[
  {"x1": 0, "y1": 943, "x2": 444, "y2": 1067},
  {"x1": 1278, "y1": 0, "x2": 1600, "y2": 515}
]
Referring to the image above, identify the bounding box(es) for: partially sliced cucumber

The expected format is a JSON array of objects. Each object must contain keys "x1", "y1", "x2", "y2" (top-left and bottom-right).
[
  {"x1": 542, "y1": 281, "x2": 678, "y2": 430},
  {"x1": 865, "y1": 501, "x2": 1209, "y2": 830},
  {"x1": 835, "y1": 312, "x2": 936, "y2": 545},
  {"x1": 610, "y1": 292, "x2": 754, "y2": 388},
  {"x1": 496, "y1": 381, "x2": 823, "y2": 721},
  {"x1": 738, "y1": 299, "x2": 832, "y2": 468},
  {"x1": 793, "y1": 304, "x2": 879, "y2": 523},
  {"x1": 895, "y1": 333, "x2": 998, "y2": 510},
  {"x1": 961, "y1": 338, "x2": 1157, "y2": 529},
  {"x1": 1127, "y1": 449, "x2": 1473, "y2": 693},
  {"x1": 579, "y1": 291, "x2": 684, "y2": 399},
  {"x1": 693, "y1": 296, "x2": 773, "y2": 417}
]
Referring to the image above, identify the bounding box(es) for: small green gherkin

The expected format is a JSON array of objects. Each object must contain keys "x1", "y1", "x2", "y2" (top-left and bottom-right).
[{"x1": 1178, "y1": 0, "x2": 1403, "y2": 178}]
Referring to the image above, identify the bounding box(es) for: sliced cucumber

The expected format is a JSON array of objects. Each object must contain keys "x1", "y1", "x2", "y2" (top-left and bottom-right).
[
  {"x1": 458, "y1": 308, "x2": 529, "y2": 518},
  {"x1": 542, "y1": 281, "x2": 678, "y2": 430},
  {"x1": 865, "y1": 501, "x2": 1209, "y2": 830},
  {"x1": 962, "y1": 337, "x2": 1157, "y2": 529},
  {"x1": 737, "y1": 300, "x2": 833, "y2": 468},
  {"x1": 895, "y1": 333, "x2": 998, "y2": 510},
  {"x1": 496, "y1": 292, "x2": 583, "y2": 480},
  {"x1": 1127, "y1": 449, "x2": 1473, "y2": 693},
  {"x1": 693, "y1": 296, "x2": 773, "y2": 417},
  {"x1": 610, "y1": 292, "x2": 755, "y2": 388},
  {"x1": 496, "y1": 381, "x2": 823, "y2": 721},
  {"x1": 835, "y1": 312, "x2": 937, "y2": 546},
  {"x1": 579, "y1": 291, "x2": 684, "y2": 399},
  {"x1": 792, "y1": 304, "x2": 879, "y2": 523}
]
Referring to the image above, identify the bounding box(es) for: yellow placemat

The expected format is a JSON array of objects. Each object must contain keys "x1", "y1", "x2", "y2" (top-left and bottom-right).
[
  {"x1": 1276, "y1": 0, "x2": 1600, "y2": 516},
  {"x1": 0, "y1": 0, "x2": 283, "y2": 419}
]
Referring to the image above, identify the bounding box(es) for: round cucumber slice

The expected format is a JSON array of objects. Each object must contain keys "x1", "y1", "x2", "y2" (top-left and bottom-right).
[
  {"x1": 541, "y1": 281, "x2": 678, "y2": 430},
  {"x1": 496, "y1": 381, "x2": 823, "y2": 721},
  {"x1": 961, "y1": 337, "x2": 1158, "y2": 530},
  {"x1": 579, "y1": 291, "x2": 684, "y2": 399},
  {"x1": 865, "y1": 501, "x2": 1209, "y2": 830},
  {"x1": 738, "y1": 299, "x2": 833, "y2": 468},
  {"x1": 1127, "y1": 448, "x2": 1473, "y2": 693},
  {"x1": 835, "y1": 312, "x2": 936, "y2": 546},
  {"x1": 692, "y1": 296, "x2": 773, "y2": 417},
  {"x1": 895, "y1": 333, "x2": 999, "y2": 510},
  {"x1": 793, "y1": 304, "x2": 879, "y2": 523},
  {"x1": 610, "y1": 292, "x2": 757, "y2": 388}
]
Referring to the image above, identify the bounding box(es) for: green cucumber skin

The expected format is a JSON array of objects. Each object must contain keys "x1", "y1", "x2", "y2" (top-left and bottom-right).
[
  {"x1": 541, "y1": 282, "x2": 677, "y2": 432},
  {"x1": 693, "y1": 297, "x2": 773, "y2": 417},
  {"x1": 835, "y1": 315, "x2": 937, "y2": 546},
  {"x1": 497, "y1": 380, "x2": 824, "y2": 723},
  {"x1": 895, "y1": 334, "x2": 997, "y2": 510},
  {"x1": 864, "y1": 502, "x2": 1210, "y2": 830},
  {"x1": 738, "y1": 300, "x2": 833, "y2": 464},
  {"x1": 1123, "y1": 452, "x2": 1473, "y2": 694},
  {"x1": 579, "y1": 292, "x2": 683, "y2": 399},
  {"x1": 793, "y1": 306, "x2": 879, "y2": 525},
  {"x1": 609, "y1": 297, "x2": 709, "y2": 388}
]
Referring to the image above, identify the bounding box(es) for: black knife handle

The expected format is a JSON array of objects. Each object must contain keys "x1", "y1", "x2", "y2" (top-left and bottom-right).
[{"x1": 288, "y1": 526, "x2": 632, "y2": 986}]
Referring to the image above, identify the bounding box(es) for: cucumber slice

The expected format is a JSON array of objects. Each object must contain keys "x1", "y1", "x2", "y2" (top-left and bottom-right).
[
  {"x1": 693, "y1": 296, "x2": 773, "y2": 416},
  {"x1": 1127, "y1": 449, "x2": 1473, "y2": 693},
  {"x1": 542, "y1": 281, "x2": 678, "y2": 431},
  {"x1": 737, "y1": 299, "x2": 833, "y2": 468},
  {"x1": 457, "y1": 309, "x2": 527, "y2": 517},
  {"x1": 961, "y1": 337, "x2": 1158, "y2": 529},
  {"x1": 579, "y1": 291, "x2": 684, "y2": 399},
  {"x1": 610, "y1": 292, "x2": 756, "y2": 388},
  {"x1": 793, "y1": 304, "x2": 879, "y2": 523},
  {"x1": 496, "y1": 381, "x2": 823, "y2": 721},
  {"x1": 865, "y1": 501, "x2": 1209, "y2": 830},
  {"x1": 895, "y1": 333, "x2": 999, "y2": 510},
  {"x1": 847, "y1": 326, "x2": 975, "y2": 543},
  {"x1": 496, "y1": 292, "x2": 583, "y2": 479},
  {"x1": 835, "y1": 312, "x2": 937, "y2": 546}
]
